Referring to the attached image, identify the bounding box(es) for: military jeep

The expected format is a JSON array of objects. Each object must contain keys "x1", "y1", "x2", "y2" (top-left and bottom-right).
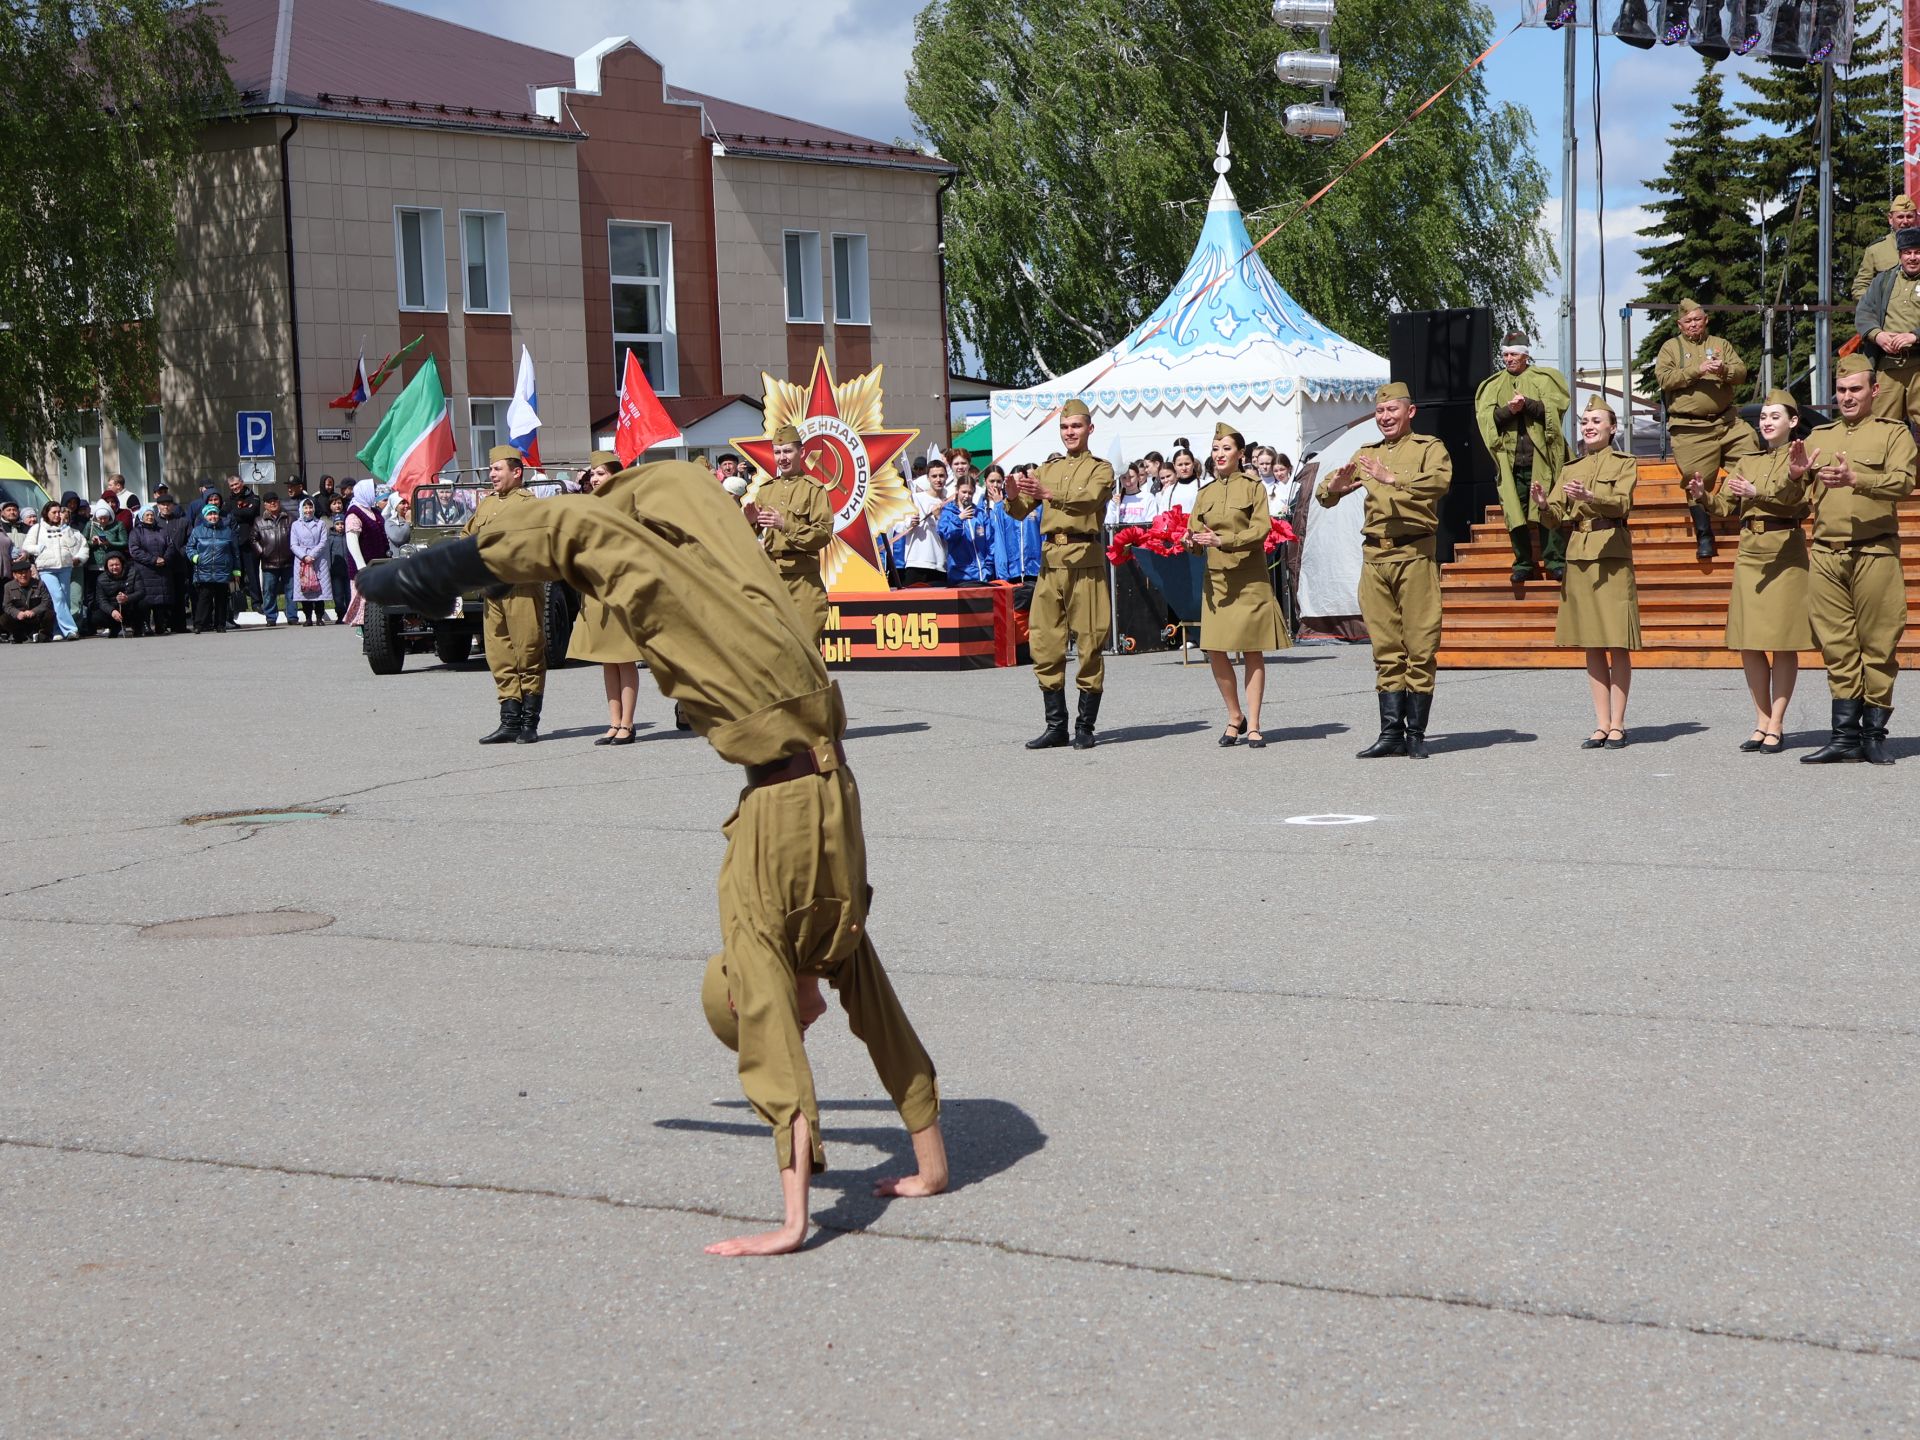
[{"x1": 361, "y1": 480, "x2": 577, "y2": 675}]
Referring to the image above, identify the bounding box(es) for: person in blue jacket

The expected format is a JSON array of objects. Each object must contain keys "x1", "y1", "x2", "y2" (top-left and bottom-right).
[
  {"x1": 984, "y1": 464, "x2": 1041, "y2": 599},
  {"x1": 186, "y1": 503, "x2": 238, "y2": 634},
  {"x1": 937, "y1": 470, "x2": 995, "y2": 584}
]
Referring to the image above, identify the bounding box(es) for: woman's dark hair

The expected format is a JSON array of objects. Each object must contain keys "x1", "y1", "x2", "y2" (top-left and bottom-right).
[
  {"x1": 1272, "y1": 452, "x2": 1294, "y2": 472},
  {"x1": 1209, "y1": 430, "x2": 1246, "y2": 477},
  {"x1": 1171, "y1": 448, "x2": 1198, "y2": 475},
  {"x1": 984, "y1": 464, "x2": 1006, "y2": 481}
]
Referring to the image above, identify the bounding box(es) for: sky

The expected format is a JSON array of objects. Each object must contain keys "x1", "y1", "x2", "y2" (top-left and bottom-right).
[{"x1": 394, "y1": 0, "x2": 1847, "y2": 379}]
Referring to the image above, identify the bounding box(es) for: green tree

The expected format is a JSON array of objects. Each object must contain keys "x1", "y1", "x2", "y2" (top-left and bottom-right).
[
  {"x1": 1740, "y1": 0, "x2": 1901, "y2": 397},
  {"x1": 1631, "y1": 60, "x2": 1765, "y2": 393},
  {"x1": 907, "y1": 0, "x2": 1550, "y2": 383},
  {"x1": 0, "y1": 2, "x2": 233, "y2": 475}
]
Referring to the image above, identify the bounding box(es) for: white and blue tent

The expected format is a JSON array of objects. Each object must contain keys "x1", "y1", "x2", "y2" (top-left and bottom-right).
[{"x1": 989, "y1": 126, "x2": 1388, "y2": 471}]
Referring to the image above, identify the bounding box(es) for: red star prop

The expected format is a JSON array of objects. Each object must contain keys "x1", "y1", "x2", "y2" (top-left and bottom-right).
[{"x1": 735, "y1": 351, "x2": 917, "y2": 574}]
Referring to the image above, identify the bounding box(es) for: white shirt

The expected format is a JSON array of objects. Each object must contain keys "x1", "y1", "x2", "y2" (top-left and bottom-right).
[
  {"x1": 892, "y1": 482, "x2": 948, "y2": 571},
  {"x1": 1107, "y1": 489, "x2": 1158, "y2": 526}
]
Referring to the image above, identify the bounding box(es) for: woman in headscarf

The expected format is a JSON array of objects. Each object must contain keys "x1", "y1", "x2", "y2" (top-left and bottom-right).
[
  {"x1": 186, "y1": 502, "x2": 238, "y2": 634},
  {"x1": 565, "y1": 452, "x2": 644, "y2": 745},
  {"x1": 340, "y1": 478, "x2": 392, "y2": 627},
  {"x1": 1189, "y1": 424, "x2": 1291, "y2": 748},
  {"x1": 289, "y1": 498, "x2": 332, "y2": 624},
  {"x1": 83, "y1": 498, "x2": 127, "y2": 629},
  {"x1": 128, "y1": 505, "x2": 178, "y2": 636},
  {"x1": 325, "y1": 496, "x2": 351, "y2": 621}
]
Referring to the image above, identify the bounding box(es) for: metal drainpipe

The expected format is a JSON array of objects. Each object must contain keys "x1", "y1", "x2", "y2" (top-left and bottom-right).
[
  {"x1": 279, "y1": 115, "x2": 306, "y2": 479},
  {"x1": 935, "y1": 170, "x2": 955, "y2": 443}
]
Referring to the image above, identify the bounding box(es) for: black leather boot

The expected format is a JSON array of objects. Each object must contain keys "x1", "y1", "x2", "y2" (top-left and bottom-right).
[
  {"x1": 1540, "y1": 524, "x2": 1567, "y2": 580},
  {"x1": 1403, "y1": 691, "x2": 1433, "y2": 759},
  {"x1": 1508, "y1": 527, "x2": 1535, "y2": 583},
  {"x1": 358, "y1": 536, "x2": 498, "y2": 610},
  {"x1": 515, "y1": 691, "x2": 543, "y2": 744},
  {"x1": 1025, "y1": 689, "x2": 1069, "y2": 749},
  {"x1": 1800, "y1": 698, "x2": 1865, "y2": 764},
  {"x1": 1071, "y1": 690, "x2": 1102, "y2": 750},
  {"x1": 479, "y1": 699, "x2": 521, "y2": 745},
  {"x1": 1690, "y1": 505, "x2": 1717, "y2": 560},
  {"x1": 1860, "y1": 705, "x2": 1895, "y2": 766},
  {"x1": 1356, "y1": 691, "x2": 1408, "y2": 758}
]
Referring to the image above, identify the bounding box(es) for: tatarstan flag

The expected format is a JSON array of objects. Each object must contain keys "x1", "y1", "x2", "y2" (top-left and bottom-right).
[{"x1": 357, "y1": 355, "x2": 456, "y2": 500}]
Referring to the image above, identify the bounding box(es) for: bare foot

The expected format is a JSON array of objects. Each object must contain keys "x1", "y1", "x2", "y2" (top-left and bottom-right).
[
  {"x1": 872, "y1": 1120, "x2": 948, "y2": 1198},
  {"x1": 705, "y1": 1224, "x2": 807, "y2": 1257},
  {"x1": 873, "y1": 1172, "x2": 945, "y2": 1198}
]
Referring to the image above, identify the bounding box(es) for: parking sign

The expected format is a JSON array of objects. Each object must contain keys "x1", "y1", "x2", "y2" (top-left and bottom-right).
[{"x1": 237, "y1": 411, "x2": 275, "y2": 459}]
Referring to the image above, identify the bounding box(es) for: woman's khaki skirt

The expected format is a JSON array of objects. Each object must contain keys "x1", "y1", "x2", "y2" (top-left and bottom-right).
[
  {"x1": 1725, "y1": 536, "x2": 1814, "y2": 652},
  {"x1": 1200, "y1": 556, "x2": 1292, "y2": 653},
  {"x1": 1555, "y1": 555, "x2": 1641, "y2": 649},
  {"x1": 566, "y1": 594, "x2": 644, "y2": 664}
]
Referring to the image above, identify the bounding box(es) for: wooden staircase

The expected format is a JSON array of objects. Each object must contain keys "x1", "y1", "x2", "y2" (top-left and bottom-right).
[{"x1": 1436, "y1": 458, "x2": 1920, "y2": 669}]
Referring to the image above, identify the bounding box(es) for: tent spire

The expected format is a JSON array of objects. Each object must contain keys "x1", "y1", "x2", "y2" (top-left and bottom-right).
[{"x1": 1210, "y1": 118, "x2": 1236, "y2": 211}]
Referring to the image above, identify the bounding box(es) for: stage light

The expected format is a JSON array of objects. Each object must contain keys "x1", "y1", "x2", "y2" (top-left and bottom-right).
[
  {"x1": 1614, "y1": 0, "x2": 1659, "y2": 47},
  {"x1": 1284, "y1": 102, "x2": 1349, "y2": 141},
  {"x1": 1544, "y1": 0, "x2": 1580, "y2": 28},
  {"x1": 1275, "y1": 51, "x2": 1342, "y2": 85},
  {"x1": 1271, "y1": 0, "x2": 1338, "y2": 24},
  {"x1": 1690, "y1": 1, "x2": 1731, "y2": 61}
]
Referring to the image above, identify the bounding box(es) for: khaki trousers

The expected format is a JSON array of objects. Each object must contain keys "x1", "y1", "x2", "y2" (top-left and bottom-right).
[
  {"x1": 1869, "y1": 362, "x2": 1920, "y2": 425},
  {"x1": 483, "y1": 587, "x2": 545, "y2": 700},
  {"x1": 1359, "y1": 542, "x2": 1443, "y2": 694},
  {"x1": 1669, "y1": 412, "x2": 1761, "y2": 487},
  {"x1": 1030, "y1": 563, "x2": 1109, "y2": 693},
  {"x1": 1809, "y1": 544, "x2": 1906, "y2": 706},
  {"x1": 780, "y1": 569, "x2": 830, "y2": 648}
]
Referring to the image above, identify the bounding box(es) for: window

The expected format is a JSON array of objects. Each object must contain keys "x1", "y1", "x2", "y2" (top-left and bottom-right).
[
  {"x1": 469, "y1": 399, "x2": 505, "y2": 472},
  {"x1": 832, "y1": 233, "x2": 870, "y2": 325},
  {"x1": 394, "y1": 206, "x2": 447, "y2": 311},
  {"x1": 610, "y1": 220, "x2": 678, "y2": 396},
  {"x1": 112, "y1": 407, "x2": 165, "y2": 497},
  {"x1": 784, "y1": 230, "x2": 822, "y2": 323},
  {"x1": 59, "y1": 411, "x2": 102, "y2": 498},
  {"x1": 461, "y1": 210, "x2": 510, "y2": 313}
]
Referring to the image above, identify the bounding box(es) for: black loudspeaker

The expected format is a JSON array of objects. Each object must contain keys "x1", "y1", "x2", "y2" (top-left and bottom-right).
[{"x1": 1389, "y1": 308, "x2": 1498, "y2": 563}]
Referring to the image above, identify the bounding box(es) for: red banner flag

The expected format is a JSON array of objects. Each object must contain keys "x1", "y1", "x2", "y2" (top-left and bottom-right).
[{"x1": 614, "y1": 350, "x2": 680, "y2": 466}]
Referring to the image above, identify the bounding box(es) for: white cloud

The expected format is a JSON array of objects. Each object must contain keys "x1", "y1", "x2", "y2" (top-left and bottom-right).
[{"x1": 1530, "y1": 195, "x2": 1660, "y2": 372}]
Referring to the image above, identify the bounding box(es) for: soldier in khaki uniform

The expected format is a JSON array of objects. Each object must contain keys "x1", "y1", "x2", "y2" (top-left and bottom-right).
[
  {"x1": 1853, "y1": 227, "x2": 1920, "y2": 427},
  {"x1": 359, "y1": 458, "x2": 946, "y2": 1256},
  {"x1": 1316, "y1": 382, "x2": 1453, "y2": 759},
  {"x1": 744, "y1": 423, "x2": 835, "y2": 648},
  {"x1": 1473, "y1": 330, "x2": 1570, "y2": 581},
  {"x1": 1655, "y1": 297, "x2": 1760, "y2": 560},
  {"x1": 466, "y1": 445, "x2": 547, "y2": 744},
  {"x1": 1007, "y1": 398, "x2": 1115, "y2": 749},
  {"x1": 1849, "y1": 195, "x2": 1918, "y2": 302},
  {"x1": 1792, "y1": 354, "x2": 1917, "y2": 765}
]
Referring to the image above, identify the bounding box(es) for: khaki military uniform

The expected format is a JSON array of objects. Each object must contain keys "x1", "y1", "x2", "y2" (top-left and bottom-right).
[
  {"x1": 1851, "y1": 232, "x2": 1901, "y2": 302},
  {"x1": 1191, "y1": 472, "x2": 1289, "y2": 653},
  {"x1": 1802, "y1": 415, "x2": 1917, "y2": 706},
  {"x1": 1007, "y1": 451, "x2": 1114, "y2": 692},
  {"x1": 1473, "y1": 362, "x2": 1570, "y2": 531},
  {"x1": 1858, "y1": 268, "x2": 1920, "y2": 425},
  {"x1": 1540, "y1": 450, "x2": 1641, "y2": 649},
  {"x1": 1315, "y1": 432, "x2": 1452, "y2": 693},
  {"x1": 1702, "y1": 445, "x2": 1814, "y2": 653},
  {"x1": 1655, "y1": 334, "x2": 1761, "y2": 484},
  {"x1": 463, "y1": 489, "x2": 545, "y2": 701},
  {"x1": 466, "y1": 460, "x2": 938, "y2": 1173},
  {"x1": 754, "y1": 472, "x2": 835, "y2": 647}
]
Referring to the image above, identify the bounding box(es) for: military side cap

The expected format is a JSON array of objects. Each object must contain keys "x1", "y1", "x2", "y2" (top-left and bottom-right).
[
  {"x1": 1894, "y1": 196, "x2": 1920, "y2": 215},
  {"x1": 587, "y1": 450, "x2": 621, "y2": 469},
  {"x1": 1375, "y1": 382, "x2": 1411, "y2": 402},
  {"x1": 1762, "y1": 388, "x2": 1799, "y2": 415},
  {"x1": 1213, "y1": 421, "x2": 1242, "y2": 442},
  {"x1": 771, "y1": 423, "x2": 803, "y2": 445},
  {"x1": 1898, "y1": 227, "x2": 1920, "y2": 251},
  {"x1": 1059, "y1": 398, "x2": 1092, "y2": 419},
  {"x1": 488, "y1": 444, "x2": 524, "y2": 465},
  {"x1": 1677, "y1": 298, "x2": 1704, "y2": 316},
  {"x1": 1583, "y1": 395, "x2": 1617, "y2": 418},
  {"x1": 1837, "y1": 353, "x2": 1875, "y2": 376},
  {"x1": 701, "y1": 954, "x2": 739, "y2": 1053}
]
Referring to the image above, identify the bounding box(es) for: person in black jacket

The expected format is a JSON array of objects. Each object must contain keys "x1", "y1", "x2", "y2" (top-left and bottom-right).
[
  {"x1": 3, "y1": 555, "x2": 52, "y2": 642},
  {"x1": 88, "y1": 552, "x2": 148, "y2": 636},
  {"x1": 128, "y1": 505, "x2": 179, "y2": 636},
  {"x1": 157, "y1": 498, "x2": 193, "y2": 633},
  {"x1": 222, "y1": 473, "x2": 262, "y2": 618},
  {"x1": 251, "y1": 492, "x2": 295, "y2": 625}
]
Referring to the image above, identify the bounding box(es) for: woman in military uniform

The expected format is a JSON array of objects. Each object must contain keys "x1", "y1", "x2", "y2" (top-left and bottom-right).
[
  {"x1": 1535, "y1": 397, "x2": 1640, "y2": 749},
  {"x1": 1190, "y1": 424, "x2": 1290, "y2": 748},
  {"x1": 568, "y1": 451, "x2": 644, "y2": 746},
  {"x1": 1688, "y1": 390, "x2": 1812, "y2": 754}
]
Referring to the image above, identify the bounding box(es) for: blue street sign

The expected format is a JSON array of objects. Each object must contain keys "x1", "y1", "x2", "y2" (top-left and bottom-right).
[{"x1": 238, "y1": 411, "x2": 275, "y2": 459}]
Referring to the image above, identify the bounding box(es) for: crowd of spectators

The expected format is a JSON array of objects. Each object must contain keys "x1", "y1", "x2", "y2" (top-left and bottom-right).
[{"x1": 2, "y1": 470, "x2": 416, "y2": 643}]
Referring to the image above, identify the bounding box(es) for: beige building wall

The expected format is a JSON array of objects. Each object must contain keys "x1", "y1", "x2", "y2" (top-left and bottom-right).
[
  {"x1": 712, "y1": 157, "x2": 948, "y2": 454},
  {"x1": 288, "y1": 119, "x2": 590, "y2": 480}
]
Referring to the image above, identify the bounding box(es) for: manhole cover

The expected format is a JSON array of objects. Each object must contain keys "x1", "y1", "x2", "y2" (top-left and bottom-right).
[
  {"x1": 182, "y1": 807, "x2": 339, "y2": 827},
  {"x1": 139, "y1": 911, "x2": 335, "y2": 940}
]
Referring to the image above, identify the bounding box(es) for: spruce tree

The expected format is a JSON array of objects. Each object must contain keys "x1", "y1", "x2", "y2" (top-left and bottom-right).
[
  {"x1": 1632, "y1": 60, "x2": 1765, "y2": 394},
  {"x1": 1740, "y1": 0, "x2": 1901, "y2": 399}
]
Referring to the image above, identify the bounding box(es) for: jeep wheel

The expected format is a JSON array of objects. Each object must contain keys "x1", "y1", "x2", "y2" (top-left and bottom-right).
[
  {"x1": 432, "y1": 627, "x2": 473, "y2": 666},
  {"x1": 543, "y1": 582, "x2": 577, "y2": 669},
  {"x1": 364, "y1": 599, "x2": 405, "y2": 674}
]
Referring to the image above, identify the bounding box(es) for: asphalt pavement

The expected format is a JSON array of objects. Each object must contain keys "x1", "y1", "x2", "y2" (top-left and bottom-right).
[{"x1": 4, "y1": 626, "x2": 1918, "y2": 1436}]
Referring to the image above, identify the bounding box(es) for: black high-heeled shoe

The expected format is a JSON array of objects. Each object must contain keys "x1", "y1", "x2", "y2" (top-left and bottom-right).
[
  {"x1": 1246, "y1": 730, "x2": 1266, "y2": 750},
  {"x1": 1604, "y1": 728, "x2": 1628, "y2": 750},
  {"x1": 1218, "y1": 720, "x2": 1245, "y2": 747},
  {"x1": 593, "y1": 728, "x2": 619, "y2": 746},
  {"x1": 609, "y1": 725, "x2": 636, "y2": 747},
  {"x1": 1739, "y1": 729, "x2": 1766, "y2": 753},
  {"x1": 1757, "y1": 731, "x2": 1783, "y2": 754},
  {"x1": 1580, "y1": 729, "x2": 1607, "y2": 750}
]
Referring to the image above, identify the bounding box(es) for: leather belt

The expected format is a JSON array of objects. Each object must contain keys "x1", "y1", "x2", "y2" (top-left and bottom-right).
[
  {"x1": 1046, "y1": 532, "x2": 1082, "y2": 545},
  {"x1": 745, "y1": 739, "x2": 846, "y2": 790},
  {"x1": 1813, "y1": 534, "x2": 1896, "y2": 552},
  {"x1": 1574, "y1": 518, "x2": 1619, "y2": 532},
  {"x1": 1742, "y1": 516, "x2": 1801, "y2": 533},
  {"x1": 1362, "y1": 531, "x2": 1433, "y2": 549}
]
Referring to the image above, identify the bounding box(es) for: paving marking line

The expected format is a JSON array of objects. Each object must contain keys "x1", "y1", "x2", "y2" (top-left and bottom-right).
[{"x1": 2, "y1": 1134, "x2": 1912, "y2": 1366}]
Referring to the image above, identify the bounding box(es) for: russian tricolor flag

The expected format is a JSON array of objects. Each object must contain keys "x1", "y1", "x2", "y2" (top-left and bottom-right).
[{"x1": 507, "y1": 345, "x2": 542, "y2": 466}]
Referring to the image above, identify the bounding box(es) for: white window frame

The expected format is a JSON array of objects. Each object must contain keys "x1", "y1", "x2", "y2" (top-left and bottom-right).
[
  {"x1": 394, "y1": 205, "x2": 448, "y2": 313},
  {"x1": 609, "y1": 219, "x2": 679, "y2": 397},
  {"x1": 469, "y1": 398, "x2": 508, "y2": 473},
  {"x1": 459, "y1": 209, "x2": 510, "y2": 315},
  {"x1": 783, "y1": 229, "x2": 822, "y2": 324},
  {"x1": 831, "y1": 232, "x2": 871, "y2": 326}
]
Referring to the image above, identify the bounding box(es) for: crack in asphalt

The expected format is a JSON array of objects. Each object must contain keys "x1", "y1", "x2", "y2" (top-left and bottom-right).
[
  {"x1": 0, "y1": 826, "x2": 261, "y2": 902},
  {"x1": 2, "y1": 1134, "x2": 1910, "y2": 1366}
]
